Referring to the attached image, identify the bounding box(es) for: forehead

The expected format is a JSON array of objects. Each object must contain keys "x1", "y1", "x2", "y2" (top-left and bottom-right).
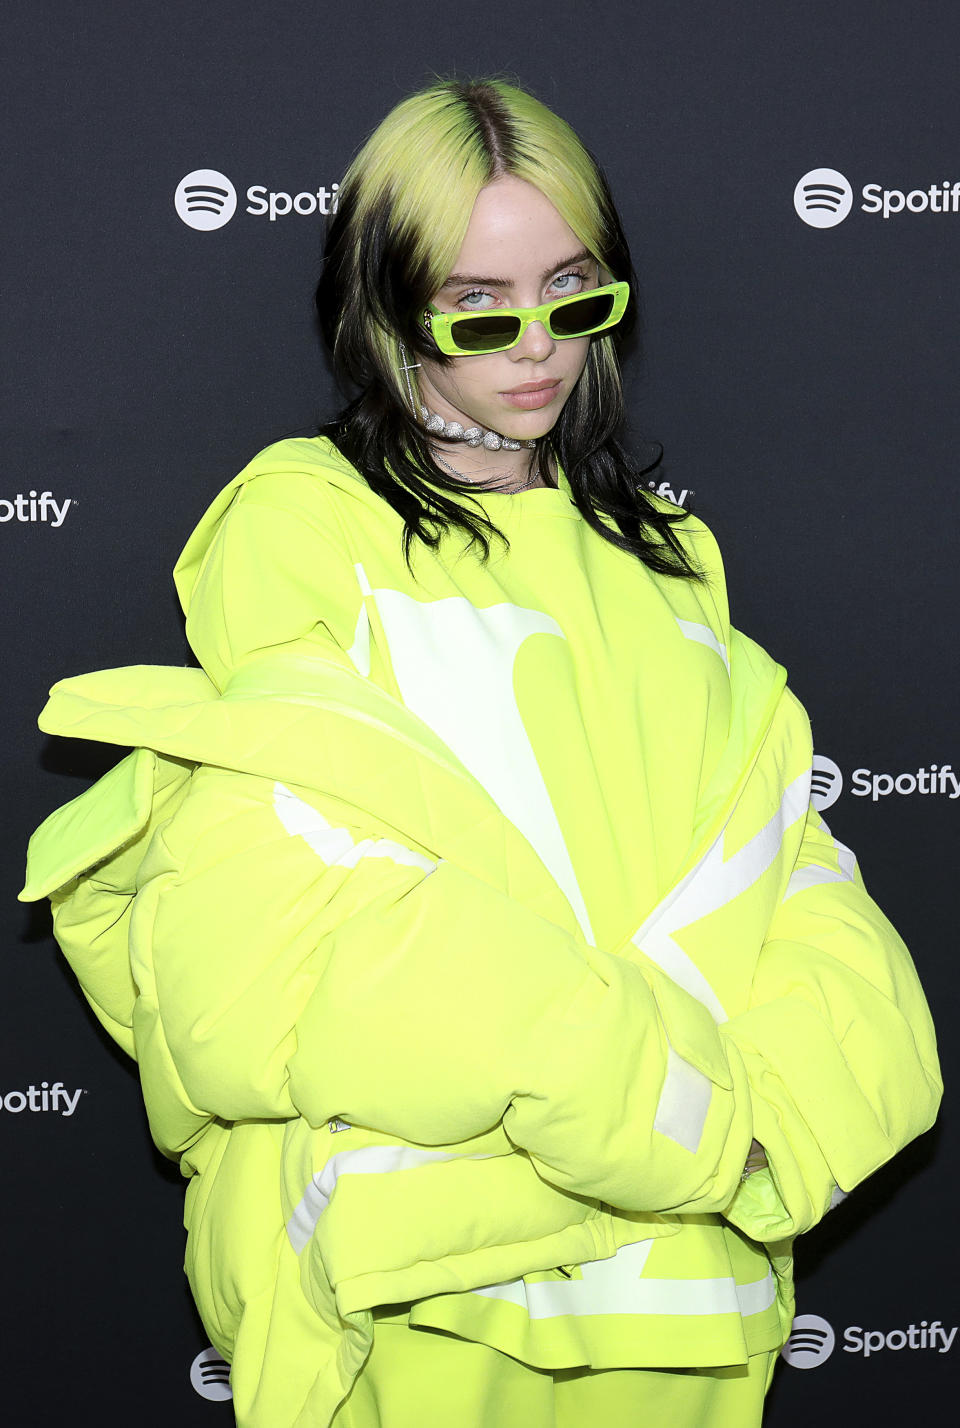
[{"x1": 449, "y1": 175, "x2": 583, "y2": 281}]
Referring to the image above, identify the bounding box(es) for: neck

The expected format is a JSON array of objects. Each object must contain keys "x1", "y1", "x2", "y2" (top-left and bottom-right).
[{"x1": 432, "y1": 443, "x2": 553, "y2": 492}]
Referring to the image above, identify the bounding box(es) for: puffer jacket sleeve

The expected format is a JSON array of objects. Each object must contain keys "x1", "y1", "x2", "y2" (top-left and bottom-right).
[
  {"x1": 719, "y1": 801, "x2": 942, "y2": 1238},
  {"x1": 140, "y1": 750, "x2": 940, "y2": 1237},
  {"x1": 469, "y1": 790, "x2": 939, "y2": 1235}
]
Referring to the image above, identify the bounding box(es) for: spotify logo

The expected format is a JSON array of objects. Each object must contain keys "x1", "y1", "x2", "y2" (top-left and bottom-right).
[
  {"x1": 811, "y1": 754, "x2": 843, "y2": 811},
  {"x1": 174, "y1": 169, "x2": 340, "y2": 229},
  {"x1": 794, "y1": 168, "x2": 853, "y2": 227},
  {"x1": 175, "y1": 170, "x2": 238, "y2": 231},
  {"x1": 189, "y1": 1346, "x2": 233, "y2": 1401},
  {"x1": 795, "y1": 167, "x2": 960, "y2": 226},
  {"x1": 781, "y1": 1313, "x2": 836, "y2": 1368}
]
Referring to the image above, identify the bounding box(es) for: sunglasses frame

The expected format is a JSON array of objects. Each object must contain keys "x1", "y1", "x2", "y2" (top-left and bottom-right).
[{"x1": 422, "y1": 280, "x2": 630, "y2": 356}]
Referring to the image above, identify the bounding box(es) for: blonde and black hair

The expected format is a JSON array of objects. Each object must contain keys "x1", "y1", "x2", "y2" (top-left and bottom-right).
[{"x1": 316, "y1": 77, "x2": 697, "y2": 577}]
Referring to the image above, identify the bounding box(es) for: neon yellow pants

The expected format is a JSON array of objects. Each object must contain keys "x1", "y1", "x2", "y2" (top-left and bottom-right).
[{"x1": 332, "y1": 1323, "x2": 777, "y2": 1427}]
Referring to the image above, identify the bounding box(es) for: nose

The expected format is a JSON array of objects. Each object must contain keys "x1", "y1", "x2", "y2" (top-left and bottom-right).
[{"x1": 512, "y1": 318, "x2": 556, "y2": 361}]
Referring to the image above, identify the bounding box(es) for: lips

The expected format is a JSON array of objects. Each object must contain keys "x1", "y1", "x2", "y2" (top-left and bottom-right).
[
  {"x1": 501, "y1": 379, "x2": 561, "y2": 395},
  {"x1": 499, "y1": 378, "x2": 562, "y2": 411}
]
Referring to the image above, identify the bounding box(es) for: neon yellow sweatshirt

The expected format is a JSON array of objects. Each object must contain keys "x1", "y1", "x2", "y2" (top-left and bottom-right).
[{"x1": 21, "y1": 437, "x2": 941, "y2": 1427}]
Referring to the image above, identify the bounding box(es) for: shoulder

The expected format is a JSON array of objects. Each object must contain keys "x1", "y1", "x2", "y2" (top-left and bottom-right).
[
  {"x1": 644, "y1": 490, "x2": 722, "y2": 562},
  {"x1": 173, "y1": 436, "x2": 365, "y2": 613},
  {"x1": 228, "y1": 435, "x2": 369, "y2": 512},
  {"x1": 643, "y1": 494, "x2": 790, "y2": 700},
  {"x1": 183, "y1": 435, "x2": 367, "y2": 539},
  {"x1": 642, "y1": 492, "x2": 730, "y2": 629}
]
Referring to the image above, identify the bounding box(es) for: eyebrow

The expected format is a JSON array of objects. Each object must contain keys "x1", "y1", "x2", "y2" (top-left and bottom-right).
[{"x1": 441, "y1": 249, "x2": 593, "y2": 289}]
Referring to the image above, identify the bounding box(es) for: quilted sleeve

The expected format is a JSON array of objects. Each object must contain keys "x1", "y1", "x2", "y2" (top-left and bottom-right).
[
  {"x1": 133, "y1": 758, "x2": 751, "y2": 1218},
  {"x1": 134, "y1": 728, "x2": 940, "y2": 1227},
  {"x1": 719, "y1": 801, "x2": 942, "y2": 1239},
  {"x1": 131, "y1": 761, "x2": 601, "y2": 1154}
]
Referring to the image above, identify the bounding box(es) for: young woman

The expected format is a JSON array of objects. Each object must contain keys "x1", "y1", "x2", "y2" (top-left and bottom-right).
[{"x1": 22, "y1": 78, "x2": 940, "y2": 1427}]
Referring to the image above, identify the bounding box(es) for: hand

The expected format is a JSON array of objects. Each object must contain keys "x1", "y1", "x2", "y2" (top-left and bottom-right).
[{"x1": 741, "y1": 1139, "x2": 768, "y2": 1180}]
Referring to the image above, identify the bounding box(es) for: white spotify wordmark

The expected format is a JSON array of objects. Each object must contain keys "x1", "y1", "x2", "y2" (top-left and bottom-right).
[
  {"x1": 175, "y1": 170, "x2": 238, "y2": 230},
  {"x1": 794, "y1": 169, "x2": 853, "y2": 228}
]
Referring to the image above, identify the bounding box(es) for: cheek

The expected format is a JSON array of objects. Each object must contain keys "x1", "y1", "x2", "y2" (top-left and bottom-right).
[
  {"x1": 422, "y1": 355, "x2": 501, "y2": 400},
  {"x1": 566, "y1": 338, "x2": 591, "y2": 379}
]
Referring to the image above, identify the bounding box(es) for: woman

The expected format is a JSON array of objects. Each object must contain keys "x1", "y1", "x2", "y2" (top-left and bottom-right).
[{"x1": 21, "y1": 78, "x2": 940, "y2": 1427}]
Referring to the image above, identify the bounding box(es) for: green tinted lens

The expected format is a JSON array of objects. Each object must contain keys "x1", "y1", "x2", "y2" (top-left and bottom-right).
[
  {"x1": 447, "y1": 312, "x2": 522, "y2": 352},
  {"x1": 548, "y1": 291, "x2": 616, "y2": 338}
]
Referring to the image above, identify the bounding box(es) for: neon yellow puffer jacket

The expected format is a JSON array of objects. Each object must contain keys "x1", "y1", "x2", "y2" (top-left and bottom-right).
[{"x1": 21, "y1": 438, "x2": 941, "y2": 1427}]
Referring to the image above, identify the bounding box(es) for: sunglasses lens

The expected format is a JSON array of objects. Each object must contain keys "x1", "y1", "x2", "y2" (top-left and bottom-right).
[
  {"x1": 448, "y1": 313, "x2": 522, "y2": 353},
  {"x1": 549, "y1": 291, "x2": 616, "y2": 337}
]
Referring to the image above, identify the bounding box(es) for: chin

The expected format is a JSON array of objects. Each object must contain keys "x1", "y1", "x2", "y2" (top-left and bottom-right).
[{"x1": 495, "y1": 412, "x2": 562, "y2": 442}]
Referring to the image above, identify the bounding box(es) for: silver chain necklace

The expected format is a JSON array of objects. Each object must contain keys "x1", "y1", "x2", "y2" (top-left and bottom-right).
[{"x1": 431, "y1": 445, "x2": 543, "y2": 493}]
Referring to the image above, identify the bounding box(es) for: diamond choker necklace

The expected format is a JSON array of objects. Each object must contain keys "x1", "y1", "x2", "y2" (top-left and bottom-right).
[{"x1": 419, "y1": 405, "x2": 535, "y2": 453}]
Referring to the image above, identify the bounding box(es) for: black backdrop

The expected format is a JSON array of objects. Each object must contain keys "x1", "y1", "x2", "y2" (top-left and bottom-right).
[{"x1": 3, "y1": 2, "x2": 955, "y2": 1422}]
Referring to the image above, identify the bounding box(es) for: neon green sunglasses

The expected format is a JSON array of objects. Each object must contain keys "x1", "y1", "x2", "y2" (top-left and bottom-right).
[{"x1": 422, "y1": 280, "x2": 630, "y2": 356}]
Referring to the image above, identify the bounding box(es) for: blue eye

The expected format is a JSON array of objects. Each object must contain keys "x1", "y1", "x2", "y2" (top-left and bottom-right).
[
  {"x1": 550, "y1": 269, "x2": 588, "y2": 295},
  {"x1": 458, "y1": 289, "x2": 497, "y2": 310}
]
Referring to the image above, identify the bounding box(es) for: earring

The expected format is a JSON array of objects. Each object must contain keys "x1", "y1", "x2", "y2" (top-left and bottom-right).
[{"x1": 398, "y1": 341, "x2": 422, "y2": 416}]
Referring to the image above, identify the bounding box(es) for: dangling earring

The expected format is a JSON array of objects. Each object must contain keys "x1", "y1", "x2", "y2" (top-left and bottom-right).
[
  {"x1": 397, "y1": 341, "x2": 534, "y2": 452},
  {"x1": 398, "y1": 342, "x2": 422, "y2": 416}
]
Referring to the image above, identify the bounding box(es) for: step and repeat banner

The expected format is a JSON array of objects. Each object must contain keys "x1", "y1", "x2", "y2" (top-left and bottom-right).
[{"x1": 3, "y1": 3, "x2": 954, "y2": 1423}]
